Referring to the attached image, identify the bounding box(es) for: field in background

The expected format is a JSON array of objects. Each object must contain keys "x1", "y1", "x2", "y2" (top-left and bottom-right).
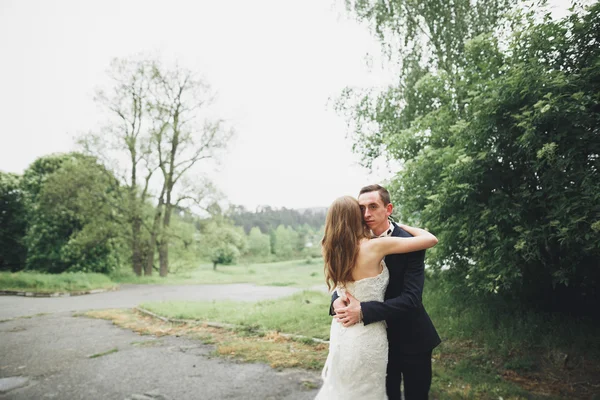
[
  {"x1": 0, "y1": 259, "x2": 327, "y2": 292},
  {"x1": 111, "y1": 258, "x2": 327, "y2": 289},
  {"x1": 0, "y1": 271, "x2": 117, "y2": 293}
]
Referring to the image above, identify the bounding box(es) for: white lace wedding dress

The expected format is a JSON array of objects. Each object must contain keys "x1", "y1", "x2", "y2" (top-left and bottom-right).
[{"x1": 315, "y1": 263, "x2": 389, "y2": 400}]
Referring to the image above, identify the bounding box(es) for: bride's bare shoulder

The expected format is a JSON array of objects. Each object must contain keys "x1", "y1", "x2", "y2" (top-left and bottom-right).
[
  {"x1": 358, "y1": 239, "x2": 383, "y2": 261},
  {"x1": 359, "y1": 237, "x2": 375, "y2": 248},
  {"x1": 359, "y1": 237, "x2": 383, "y2": 252}
]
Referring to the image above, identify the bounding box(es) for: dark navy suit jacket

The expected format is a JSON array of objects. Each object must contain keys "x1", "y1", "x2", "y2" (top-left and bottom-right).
[{"x1": 330, "y1": 223, "x2": 441, "y2": 355}]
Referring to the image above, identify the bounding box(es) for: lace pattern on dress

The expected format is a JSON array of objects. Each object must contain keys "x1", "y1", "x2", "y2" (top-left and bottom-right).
[{"x1": 315, "y1": 262, "x2": 390, "y2": 400}]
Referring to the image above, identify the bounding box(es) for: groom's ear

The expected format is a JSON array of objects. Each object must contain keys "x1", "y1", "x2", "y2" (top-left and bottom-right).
[{"x1": 385, "y1": 203, "x2": 393, "y2": 217}]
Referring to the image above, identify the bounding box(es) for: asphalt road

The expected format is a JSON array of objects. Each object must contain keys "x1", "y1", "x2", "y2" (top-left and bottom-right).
[
  {"x1": 0, "y1": 283, "x2": 308, "y2": 320},
  {"x1": 0, "y1": 284, "x2": 323, "y2": 400}
]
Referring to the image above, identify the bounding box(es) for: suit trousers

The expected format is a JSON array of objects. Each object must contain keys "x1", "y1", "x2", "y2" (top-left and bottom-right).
[{"x1": 386, "y1": 346, "x2": 433, "y2": 400}]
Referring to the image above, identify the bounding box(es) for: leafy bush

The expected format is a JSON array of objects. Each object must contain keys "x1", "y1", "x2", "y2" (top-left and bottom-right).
[
  {"x1": 0, "y1": 172, "x2": 27, "y2": 271},
  {"x1": 344, "y1": 4, "x2": 600, "y2": 312}
]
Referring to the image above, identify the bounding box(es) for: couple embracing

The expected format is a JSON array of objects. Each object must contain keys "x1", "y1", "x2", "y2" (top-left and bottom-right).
[{"x1": 315, "y1": 184, "x2": 441, "y2": 400}]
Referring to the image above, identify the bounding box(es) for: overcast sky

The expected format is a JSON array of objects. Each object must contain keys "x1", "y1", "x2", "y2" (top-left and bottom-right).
[
  {"x1": 0, "y1": 0, "x2": 573, "y2": 210},
  {"x1": 0, "y1": 0, "x2": 402, "y2": 210}
]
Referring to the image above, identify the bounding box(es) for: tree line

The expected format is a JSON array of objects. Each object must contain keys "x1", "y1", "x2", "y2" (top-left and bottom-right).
[
  {"x1": 0, "y1": 153, "x2": 325, "y2": 275},
  {"x1": 0, "y1": 57, "x2": 326, "y2": 277},
  {"x1": 226, "y1": 205, "x2": 326, "y2": 234}
]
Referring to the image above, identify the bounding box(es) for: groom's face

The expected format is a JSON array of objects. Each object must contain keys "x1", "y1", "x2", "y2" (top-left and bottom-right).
[{"x1": 358, "y1": 191, "x2": 393, "y2": 235}]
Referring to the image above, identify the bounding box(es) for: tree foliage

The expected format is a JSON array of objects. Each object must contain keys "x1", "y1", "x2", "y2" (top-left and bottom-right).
[
  {"x1": 339, "y1": 0, "x2": 517, "y2": 167},
  {"x1": 272, "y1": 225, "x2": 299, "y2": 260},
  {"x1": 202, "y1": 220, "x2": 247, "y2": 270},
  {"x1": 227, "y1": 205, "x2": 326, "y2": 234},
  {"x1": 22, "y1": 154, "x2": 125, "y2": 274},
  {"x1": 0, "y1": 172, "x2": 27, "y2": 271},
  {"x1": 342, "y1": 1, "x2": 600, "y2": 311},
  {"x1": 245, "y1": 227, "x2": 271, "y2": 259}
]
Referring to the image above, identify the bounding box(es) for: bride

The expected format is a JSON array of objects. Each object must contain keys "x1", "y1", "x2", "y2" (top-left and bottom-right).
[{"x1": 315, "y1": 196, "x2": 438, "y2": 400}]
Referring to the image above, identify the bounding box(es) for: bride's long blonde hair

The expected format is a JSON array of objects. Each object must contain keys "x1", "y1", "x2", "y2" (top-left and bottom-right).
[{"x1": 321, "y1": 196, "x2": 370, "y2": 291}]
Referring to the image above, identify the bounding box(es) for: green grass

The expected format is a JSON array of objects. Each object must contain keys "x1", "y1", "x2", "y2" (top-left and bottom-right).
[
  {"x1": 430, "y1": 355, "x2": 530, "y2": 400},
  {"x1": 88, "y1": 347, "x2": 118, "y2": 358},
  {"x1": 423, "y1": 277, "x2": 600, "y2": 399},
  {"x1": 140, "y1": 273, "x2": 600, "y2": 399},
  {"x1": 112, "y1": 259, "x2": 327, "y2": 289},
  {"x1": 424, "y1": 277, "x2": 600, "y2": 361},
  {"x1": 140, "y1": 290, "x2": 333, "y2": 340},
  {"x1": 0, "y1": 271, "x2": 118, "y2": 293}
]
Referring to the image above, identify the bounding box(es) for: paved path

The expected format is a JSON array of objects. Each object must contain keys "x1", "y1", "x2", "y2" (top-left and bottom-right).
[
  {"x1": 0, "y1": 283, "x2": 309, "y2": 320},
  {"x1": 0, "y1": 285, "x2": 324, "y2": 399}
]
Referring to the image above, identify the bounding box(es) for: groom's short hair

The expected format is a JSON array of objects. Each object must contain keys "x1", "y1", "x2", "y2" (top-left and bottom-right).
[{"x1": 359, "y1": 184, "x2": 391, "y2": 206}]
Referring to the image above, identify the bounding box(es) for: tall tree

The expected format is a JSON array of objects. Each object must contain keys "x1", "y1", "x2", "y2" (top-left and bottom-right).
[
  {"x1": 148, "y1": 61, "x2": 233, "y2": 277},
  {"x1": 81, "y1": 58, "x2": 156, "y2": 276},
  {"x1": 81, "y1": 57, "x2": 229, "y2": 277},
  {"x1": 341, "y1": 1, "x2": 600, "y2": 311}
]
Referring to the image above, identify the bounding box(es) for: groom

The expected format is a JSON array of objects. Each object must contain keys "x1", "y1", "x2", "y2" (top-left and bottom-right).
[{"x1": 331, "y1": 184, "x2": 441, "y2": 400}]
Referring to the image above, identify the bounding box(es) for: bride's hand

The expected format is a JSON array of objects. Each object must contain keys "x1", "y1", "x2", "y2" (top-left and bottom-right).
[{"x1": 332, "y1": 295, "x2": 347, "y2": 314}]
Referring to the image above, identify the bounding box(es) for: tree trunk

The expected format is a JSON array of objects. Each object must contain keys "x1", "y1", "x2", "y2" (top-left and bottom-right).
[
  {"x1": 145, "y1": 196, "x2": 164, "y2": 276},
  {"x1": 143, "y1": 242, "x2": 154, "y2": 276},
  {"x1": 131, "y1": 214, "x2": 142, "y2": 276},
  {"x1": 131, "y1": 237, "x2": 142, "y2": 276},
  {"x1": 213, "y1": 262, "x2": 217, "y2": 271},
  {"x1": 159, "y1": 240, "x2": 168, "y2": 277},
  {"x1": 130, "y1": 148, "x2": 143, "y2": 276},
  {"x1": 131, "y1": 218, "x2": 143, "y2": 276},
  {"x1": 159, "y1": 202, "x2": 172, "y2": 277},
  {"x1": 130, "y1": 183, "x2": 143, "y2": 276},
  {"x1": 159, "y1": 121, "x2": 176, "y2": 278}
]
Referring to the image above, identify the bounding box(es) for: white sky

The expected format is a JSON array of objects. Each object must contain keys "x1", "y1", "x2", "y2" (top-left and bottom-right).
[
  {"x1": 0, "y1": 0, "x2": 573, "y2": 210},
  {"x1": 0, "y1": 0, "x2": 399, "y2": 210}
]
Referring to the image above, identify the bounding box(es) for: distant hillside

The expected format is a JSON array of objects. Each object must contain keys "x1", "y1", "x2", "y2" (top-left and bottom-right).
[
  {"x1": 296, "y1": 206, "x2": 328, "y2": 215},
  {"x1": 226, "y1": 205, "x2": 326, "y2": 234}
]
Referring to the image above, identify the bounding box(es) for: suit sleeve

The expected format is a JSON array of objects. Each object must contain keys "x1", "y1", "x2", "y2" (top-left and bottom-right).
[
  {"x1": 361, "y1": 249, "x2": 425, "y2": 325},
  {"x1": 329, "y1": 291, "x2": 339, "y2": 316}
]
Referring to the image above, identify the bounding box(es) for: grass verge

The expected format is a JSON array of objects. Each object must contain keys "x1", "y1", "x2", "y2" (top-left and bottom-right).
[
  {"x1": 82, "y1": 308, "x2": 328, "y2": 370},
  {"x1": 139, "y1": 290, "x2": 332, "y2": 340},
  {"x1": 0, "y1": 271, "x2": 117, "y2": 293}
]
